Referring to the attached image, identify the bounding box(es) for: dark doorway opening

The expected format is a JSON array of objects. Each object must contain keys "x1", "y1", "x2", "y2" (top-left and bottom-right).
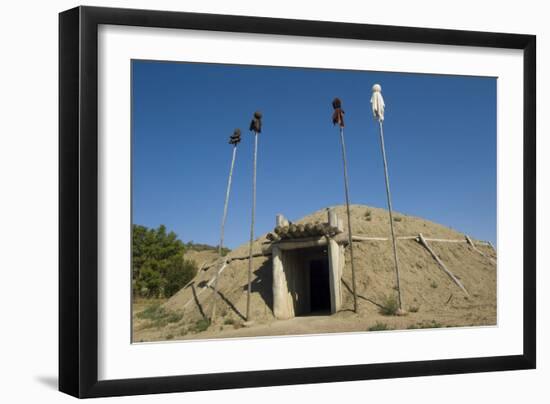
[{"x1": 309, "y1": 259, "x2": 330, "y2": 313}]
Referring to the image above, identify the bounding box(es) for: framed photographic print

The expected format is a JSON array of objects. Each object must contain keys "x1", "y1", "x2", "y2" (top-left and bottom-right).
[{"x1": 59, "y1": 6, "x2": 536, "y2": 398}]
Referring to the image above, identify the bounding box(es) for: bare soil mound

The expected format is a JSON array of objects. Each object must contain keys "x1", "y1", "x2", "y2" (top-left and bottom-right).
[
  {"x1": 133, "y1": 205, "x2": 496, "y2": 342},
  {"x1": 184, "y1": 249, "x2": 220, "y2": 270}
]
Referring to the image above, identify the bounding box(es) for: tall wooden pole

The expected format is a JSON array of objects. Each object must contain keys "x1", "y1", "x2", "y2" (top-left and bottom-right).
[
  {"x1": 219, "y1": 145, "x2": 237, "y2": 257},
  {"x1": 246, "y1": 111, "x2": 262, "y2": 322},
  {"x1": 377, "y1": 121, "x2": 402, "y2": 308},
  {"x1": 338, "y1": 127, "x2": 358, "y2": 313},
  {"x1": 211, "y1": 143, "x2": 238, "y2": 322},
  {"x1": 332, "y1": 98, "x2": 358, "y2": 313},
  {"x1": 246, "y1": 131, "x2": 258, "y2": 321}
]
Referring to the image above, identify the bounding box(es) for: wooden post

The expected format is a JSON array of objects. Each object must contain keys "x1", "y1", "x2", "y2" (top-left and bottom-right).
[
  {"x1": 337, "y1": 127, "x2": 358, "y2": 313},
  {"x1": 466, "y1": 235, "x2": 496, "y2": 265},
  {"x1": 276, "y1": 214, "x2": 288, "y2": 227},
  {"x1": 218, "y1": 145, "x2": 237, "y2": 257},
  {"x1": 327, "y1": 208, "x2": 342, "y2": 313},
  {"x1": 183, "y1": 261, "x2": 228, "y2": 311},
  {"x1": 328, "y1": 208, "x2": 338, "y2": 228},
  {"x1": 246, "y1": 131, "x2": 258, "y2": 321},
  {"x1": 336, "y1": 217, "x2": 344, "y2": 233},
  {"x1": 211, "y1": 144, "x2": 238, "y2": 322},
  {"x1": 272, "y1": 245, "x2": 294, "y2": 319},
  {"x1": 376, "y1": 119, "x2": 403, "y2": 310},
  {"x1": 418, "y1": 233, "x2": 469, "y2": 295}
]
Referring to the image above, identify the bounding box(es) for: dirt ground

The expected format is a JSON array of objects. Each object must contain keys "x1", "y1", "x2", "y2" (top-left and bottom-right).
[
  {"x1": 132, "y1": 204, "x2": 496, "y2": 343},
  {"x1": 132, "y1": 300, "x2": 495, "y2": 343}
]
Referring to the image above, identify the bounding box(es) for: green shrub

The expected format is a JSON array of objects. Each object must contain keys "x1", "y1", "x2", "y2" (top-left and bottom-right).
[
  {"x1": 430, "y1": 281, "x2": 438, "y2": 289},
  {"x1": 380, "y1": 295, "x2": 399, "y2": 316},
  {"x1": 193, "y1": 318, "x2": 211, "y2": 333},
  {"x1": 393, "y1": 216, "x2": 402, "y2": 222},
  {"x1": 368, "y1": 322, "x2": 391, "y2": 331},
  {"x1": 224, "y1": 318, "x2": 235, "y2": 325},
  {"x1": 136, "y1": 304, "x2": 165, "y2": 320},
  {"x1": 165, "y1": 311, "x2": 183, "y2": 323},
  {"x1": 409, "y1": 306, "x2": 419, "y2": 313},
  {"x1": 136, "y1": 304, "x2": 183, "y2": 329},
  {"x1": 133, "y1": 224, "x2": 198, "y2": 299}
]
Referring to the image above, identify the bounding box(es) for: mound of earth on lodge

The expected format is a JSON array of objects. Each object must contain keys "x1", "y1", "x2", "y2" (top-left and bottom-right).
[{"x1": 132, "y1": 205, "x2": 496, "y2": 342}]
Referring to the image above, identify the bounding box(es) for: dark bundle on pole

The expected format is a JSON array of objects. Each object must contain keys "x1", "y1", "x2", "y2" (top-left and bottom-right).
[
  {"x1": 228, "y1": 128, "x2": 242, "y2": 145},
  {"x1": 332, "y1": 97, "x2": 345, "y2": 128},
  {"x1": 332, "y1": 97, "x2": 358, "y2": 313},
  {"x1": 211, "y1": 128, "x2": 241, "y2": 322},
  {"x1": 246, "y1": 111, "x2": 262, "y2": 322},
  {"x1": 249, "y1": 111, "x2": 262, "y2": 133}
]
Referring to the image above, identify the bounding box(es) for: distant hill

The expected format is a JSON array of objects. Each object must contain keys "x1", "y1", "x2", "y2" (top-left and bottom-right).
[{"x1": 184, "y1": 241, "x2": 230, "y2": 256}]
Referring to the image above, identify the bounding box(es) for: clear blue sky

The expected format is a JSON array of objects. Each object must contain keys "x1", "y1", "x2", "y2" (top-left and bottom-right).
[{"x1": 132, "y1": 60, "x2": 496, "y2": 249}]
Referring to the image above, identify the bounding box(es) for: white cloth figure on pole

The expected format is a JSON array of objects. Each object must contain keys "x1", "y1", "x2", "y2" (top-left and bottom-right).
[
  {"x1": 370, "y1": 83, "x2": 385, "y2": 121},
  {"x1": 371, "y1": 83, "x2": 403, "y2": 312}
]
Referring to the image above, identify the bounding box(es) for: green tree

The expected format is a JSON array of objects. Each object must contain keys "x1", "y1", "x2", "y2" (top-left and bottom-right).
[{"x1": 132, "y1": 224, "x2": 197, "y2": 299}]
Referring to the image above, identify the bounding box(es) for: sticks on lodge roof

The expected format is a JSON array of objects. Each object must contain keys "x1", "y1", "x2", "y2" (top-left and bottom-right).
[{"x1": 267, "y1": 222, "x2": 343, "y2": 242}]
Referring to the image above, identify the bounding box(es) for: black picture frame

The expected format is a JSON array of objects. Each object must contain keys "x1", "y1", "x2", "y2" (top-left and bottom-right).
[{"x1": 59, "y1": 5, "x2": 536, "y2": 398}]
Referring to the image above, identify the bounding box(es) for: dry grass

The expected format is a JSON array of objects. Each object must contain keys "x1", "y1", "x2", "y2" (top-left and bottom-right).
[{"x1": 368, "y1": 322, "x2": 392, "y2": 331}]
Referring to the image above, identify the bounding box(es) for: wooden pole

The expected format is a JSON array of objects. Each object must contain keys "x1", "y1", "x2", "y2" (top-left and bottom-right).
[
  {"x1": 183, "y1": 261, "x2": 228, "y2": 312},
  {"x1": 246, "y1": 132, "x2": 258, "y2": 321},
  {"x1": 376, "y1": 119, "x2": 403, "y2": 310},
  {"x1": 219, "y1": 145, "x2": 237, "y2": 257},
  {"x1": 418, "y1": 233, "x2": 469, "y2": 295},
  {"x1": 338, "y1": 127, "x2": 358, "y2": 313},
  {"x1": 465, "y1": 235, "x2": 496, "y2": 265},
  {"x1": 211, "y1": 144, "x2": 238, "y2": 322}
]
